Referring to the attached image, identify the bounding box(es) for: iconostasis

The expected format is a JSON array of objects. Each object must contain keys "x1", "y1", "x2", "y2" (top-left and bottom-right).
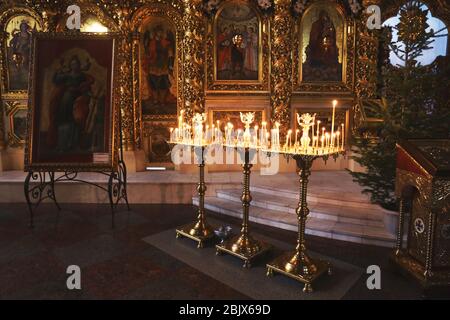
[{"x1": 0, "y1": 0, "x2": 448, "y2": 168}]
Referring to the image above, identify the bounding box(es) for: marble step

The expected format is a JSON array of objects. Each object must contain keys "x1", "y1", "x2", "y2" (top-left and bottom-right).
[
  {"x1": 216, "y1": 189, "x2": 385, "y2": 228},
  {"x1": 193, "y1": 196, "x2": 396, "y2": 248},
  {"x1": 250, "y1": 185, "x2": 381, "y2": 210}
]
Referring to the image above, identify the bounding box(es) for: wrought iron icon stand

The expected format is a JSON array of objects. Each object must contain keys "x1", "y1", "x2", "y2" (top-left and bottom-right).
[
  {"x1": 175, "y1": 145, "x2": 215, "y2": 248},
  {"x1": 266, "y1": 155, "x2": 332, "y2": 293},
  {"x1": 24, "y1": 116, "x2": 130, "y2": 229},
  {"x1": 216, "y1": 147, "x2": 271, "y2": 268}
]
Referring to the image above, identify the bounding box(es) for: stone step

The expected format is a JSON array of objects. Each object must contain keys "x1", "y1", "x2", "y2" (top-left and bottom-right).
[
  {"x1": 250, "y1": 185, "x2": 381, "y2": 210},
  {"x1": 192, "y1": 196, "x2": 396, "y2": 248},
  {"x1": 216, "y1": 189, "x2": 385, "y2": 228}
]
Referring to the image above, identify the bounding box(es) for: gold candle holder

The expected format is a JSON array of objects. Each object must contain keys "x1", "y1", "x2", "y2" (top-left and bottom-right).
[
  {"x1": 216, "y1": 147, "x2": 271, "y2": 268},
  {"x1": 176, "y1": 145, "x2": 215, "y2": 248},
  {"x1": 266, "y1": 154, "x2": 333, "y2": 293}
]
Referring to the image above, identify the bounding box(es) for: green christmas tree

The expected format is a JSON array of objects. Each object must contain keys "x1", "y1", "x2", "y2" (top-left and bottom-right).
[{"x1": 349, "y1": 1, "x2": 450, "y2": 211}]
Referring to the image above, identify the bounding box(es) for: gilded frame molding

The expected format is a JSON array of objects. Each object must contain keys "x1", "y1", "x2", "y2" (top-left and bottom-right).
[
  {"x1": 206, "y1": 0, "x2": 270, "y2": 93},
  {"x1": 4, "y1": 100, "x2": 27, "y2": 148},
  {"x1": 24, "y1": 31, "x2": 121, "y2": 172},
  {"x1": 292, "y1": 0, "x2": 356, "y2": 95},
  {"x1": 0, "y1": 6, "x2": 43, "y2": 99}
]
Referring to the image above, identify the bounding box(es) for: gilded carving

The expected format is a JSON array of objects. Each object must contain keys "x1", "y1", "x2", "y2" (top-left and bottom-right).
[
  {"x1": 183, "y1": 0, "x2": 206, "y2": 120},
  {"x1": 270, "y1": 0, "x2": 293, "y2": 131}
]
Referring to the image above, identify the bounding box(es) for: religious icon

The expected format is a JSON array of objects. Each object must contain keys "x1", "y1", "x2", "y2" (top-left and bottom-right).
[
  {"x1": 301, "y1": 5, "x2": 344, "y2": 82},
  {"x1": 45, "y1": 54, "x2": 104, "y2": 153},
  {"x1": 5, "y1": 16, "x2": 40, "y2": 91},
  {"x1": 25, "y1": 33, "x2": 119, "y2": 171},
  {"x1": 140, "y1": 18, "x2": 177, "y2": 117},
  {"x1": 216, "y1": 2, "x2": 260, "y2": 81}
]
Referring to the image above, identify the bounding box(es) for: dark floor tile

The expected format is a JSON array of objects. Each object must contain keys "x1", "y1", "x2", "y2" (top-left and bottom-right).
[{"x1": 52, "y1": 233, "x2": 127, "y2": 268}]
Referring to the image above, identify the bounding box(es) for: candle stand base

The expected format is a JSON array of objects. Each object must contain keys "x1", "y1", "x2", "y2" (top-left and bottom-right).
[
  {"x1": 266, "y1": 251, "x2": 332, "y2": 293},
  {"x1": 216, "y1": 234, "x2": 271, "y2": 268},
  {"x1": 176, "y1": 221, "x2": 215, "y2": 249}
]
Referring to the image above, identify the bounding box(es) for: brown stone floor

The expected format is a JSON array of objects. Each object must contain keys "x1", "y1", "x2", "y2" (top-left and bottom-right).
[{"x1": 0, "y1": 203, "x2": 447, "y2": 300}]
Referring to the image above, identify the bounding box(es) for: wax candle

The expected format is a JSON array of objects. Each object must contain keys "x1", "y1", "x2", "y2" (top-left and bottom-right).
[
  {"x1": 331, "y1": 100, "x2": 337, "y2": 147},
  {"x1": 341, "y1": 123, "x2": 345, "y2": 150},
  {"x1": 286, "y1": 130, "x2": 292, "y2": 150},
  {"x1": 336, "y1": 131, "x2": 340, "y2": 151}
]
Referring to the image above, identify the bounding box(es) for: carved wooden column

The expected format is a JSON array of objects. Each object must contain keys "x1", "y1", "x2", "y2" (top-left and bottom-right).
[
  {"x1": 115, "y1": 8, "x2": 135, "y2": 151},
  {"x1": 352, "y1": 0, "x2": 382, "y2": 134},
  {"x1": 355, "y1": 0, "x2": 381, "y2": 99},
  {"x1": 0, "y1": 30, "x2": 7, "y2": 150},
  {"x1": 270, "y1": 0, "x2": 294, "y2": 134},
  {"x1": 182, "y1": 0, "x2": 205, "y2": 121},
  {"x1": 131, "y1": 30, "x2": 141, "y2": 150}
]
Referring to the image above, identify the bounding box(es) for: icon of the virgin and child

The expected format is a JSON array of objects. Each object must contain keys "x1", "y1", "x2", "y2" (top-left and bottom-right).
[
  {"x1": 302, "y1": 10, "x2": 342, "y2": 82},
  {"x1": 41, "y1": 49, "x2": 107, "y2": 156}
]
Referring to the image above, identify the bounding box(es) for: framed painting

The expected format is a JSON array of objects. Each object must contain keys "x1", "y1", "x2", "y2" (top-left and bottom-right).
[
  {"x1": 1, "y1": 13, "x2": 42, "y2": 95},
  {"x1": 140, "y1": 17, "x2": 177, "y2": 119},
  {"x1": 293, "y1": 1, "x2": 355, "y2": 94},
  {"x1": 207, "y1": 0, "x2": 269, "y2": 92},
  {"x1": 25, "y1": 32, "x2": 120, "y2": 172}
]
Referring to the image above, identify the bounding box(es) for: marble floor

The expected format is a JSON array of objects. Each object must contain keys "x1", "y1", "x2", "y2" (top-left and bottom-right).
[{"x1": 0, "y1": 203, "x2": 446, "y2": 300}]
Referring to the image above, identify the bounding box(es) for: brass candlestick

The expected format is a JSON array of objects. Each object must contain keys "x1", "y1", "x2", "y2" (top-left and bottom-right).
[
  {"x1": 266, "y1": 155, "x2": 332, "y2": 293},
  {"x1": 176, "y1": 146, "x2": 214, "y2": 248},
  {"x1": 216, "y1": 147, "x2": 270, "y2": 268}
]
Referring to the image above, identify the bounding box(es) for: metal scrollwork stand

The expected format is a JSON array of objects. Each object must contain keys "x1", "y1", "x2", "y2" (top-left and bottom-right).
[
  {"x1": 266, "y1": 155, "x2": 332, "y2": 293},
  {"x1": 175, "y1": 145, "x2": 215, "y2": 248},
  {"x1": 24, "y1": 116, "x2": 130, "y2": 229}
]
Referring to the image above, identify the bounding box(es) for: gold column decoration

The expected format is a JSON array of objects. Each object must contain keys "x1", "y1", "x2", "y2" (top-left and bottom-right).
[
  {"x1": 270, "y1": 0, "x2": 294, "y2": 134},
  {"x1": 352, "y1": 0, "x2": 382, "y2": 136},
  {"x1": 355, "y1": 0, "x2": 381, "y2": 99},
  {"x1": 131, "y1": 30, "x2": 141, "y2": 150},
  {"x1": 0, "y1": 30, "x2": 6, "y2": 150},
  {"x1": 182, "y1": 0, "x2": 205, "y2": 121},
  {"x1": 103, "y1": 4, "x2": 136, "y2": 151}
]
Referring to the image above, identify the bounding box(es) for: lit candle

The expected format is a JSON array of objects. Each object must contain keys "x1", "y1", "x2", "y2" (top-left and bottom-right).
[
  {"x1": 286, "y1": 130, "x2": 292, "y2": 150},
  {"x1": 178, "y1": 110, "x2": 184, "y2": 130},
  {"x1": 295, "y1": 129, "x2": 300, "y2": 146},
  {"x1": 316, "y1": 121, "x2": 321, "y2": 148},
  {"x1": 331, "y1": 100, "x2": 337, "y2": 147},
  {"x1": 313, "y1": 137, "x2": 318, "y2": 153},
  {"x1": 336, "y1": 131, "x2": 340, "y2": 151}
]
